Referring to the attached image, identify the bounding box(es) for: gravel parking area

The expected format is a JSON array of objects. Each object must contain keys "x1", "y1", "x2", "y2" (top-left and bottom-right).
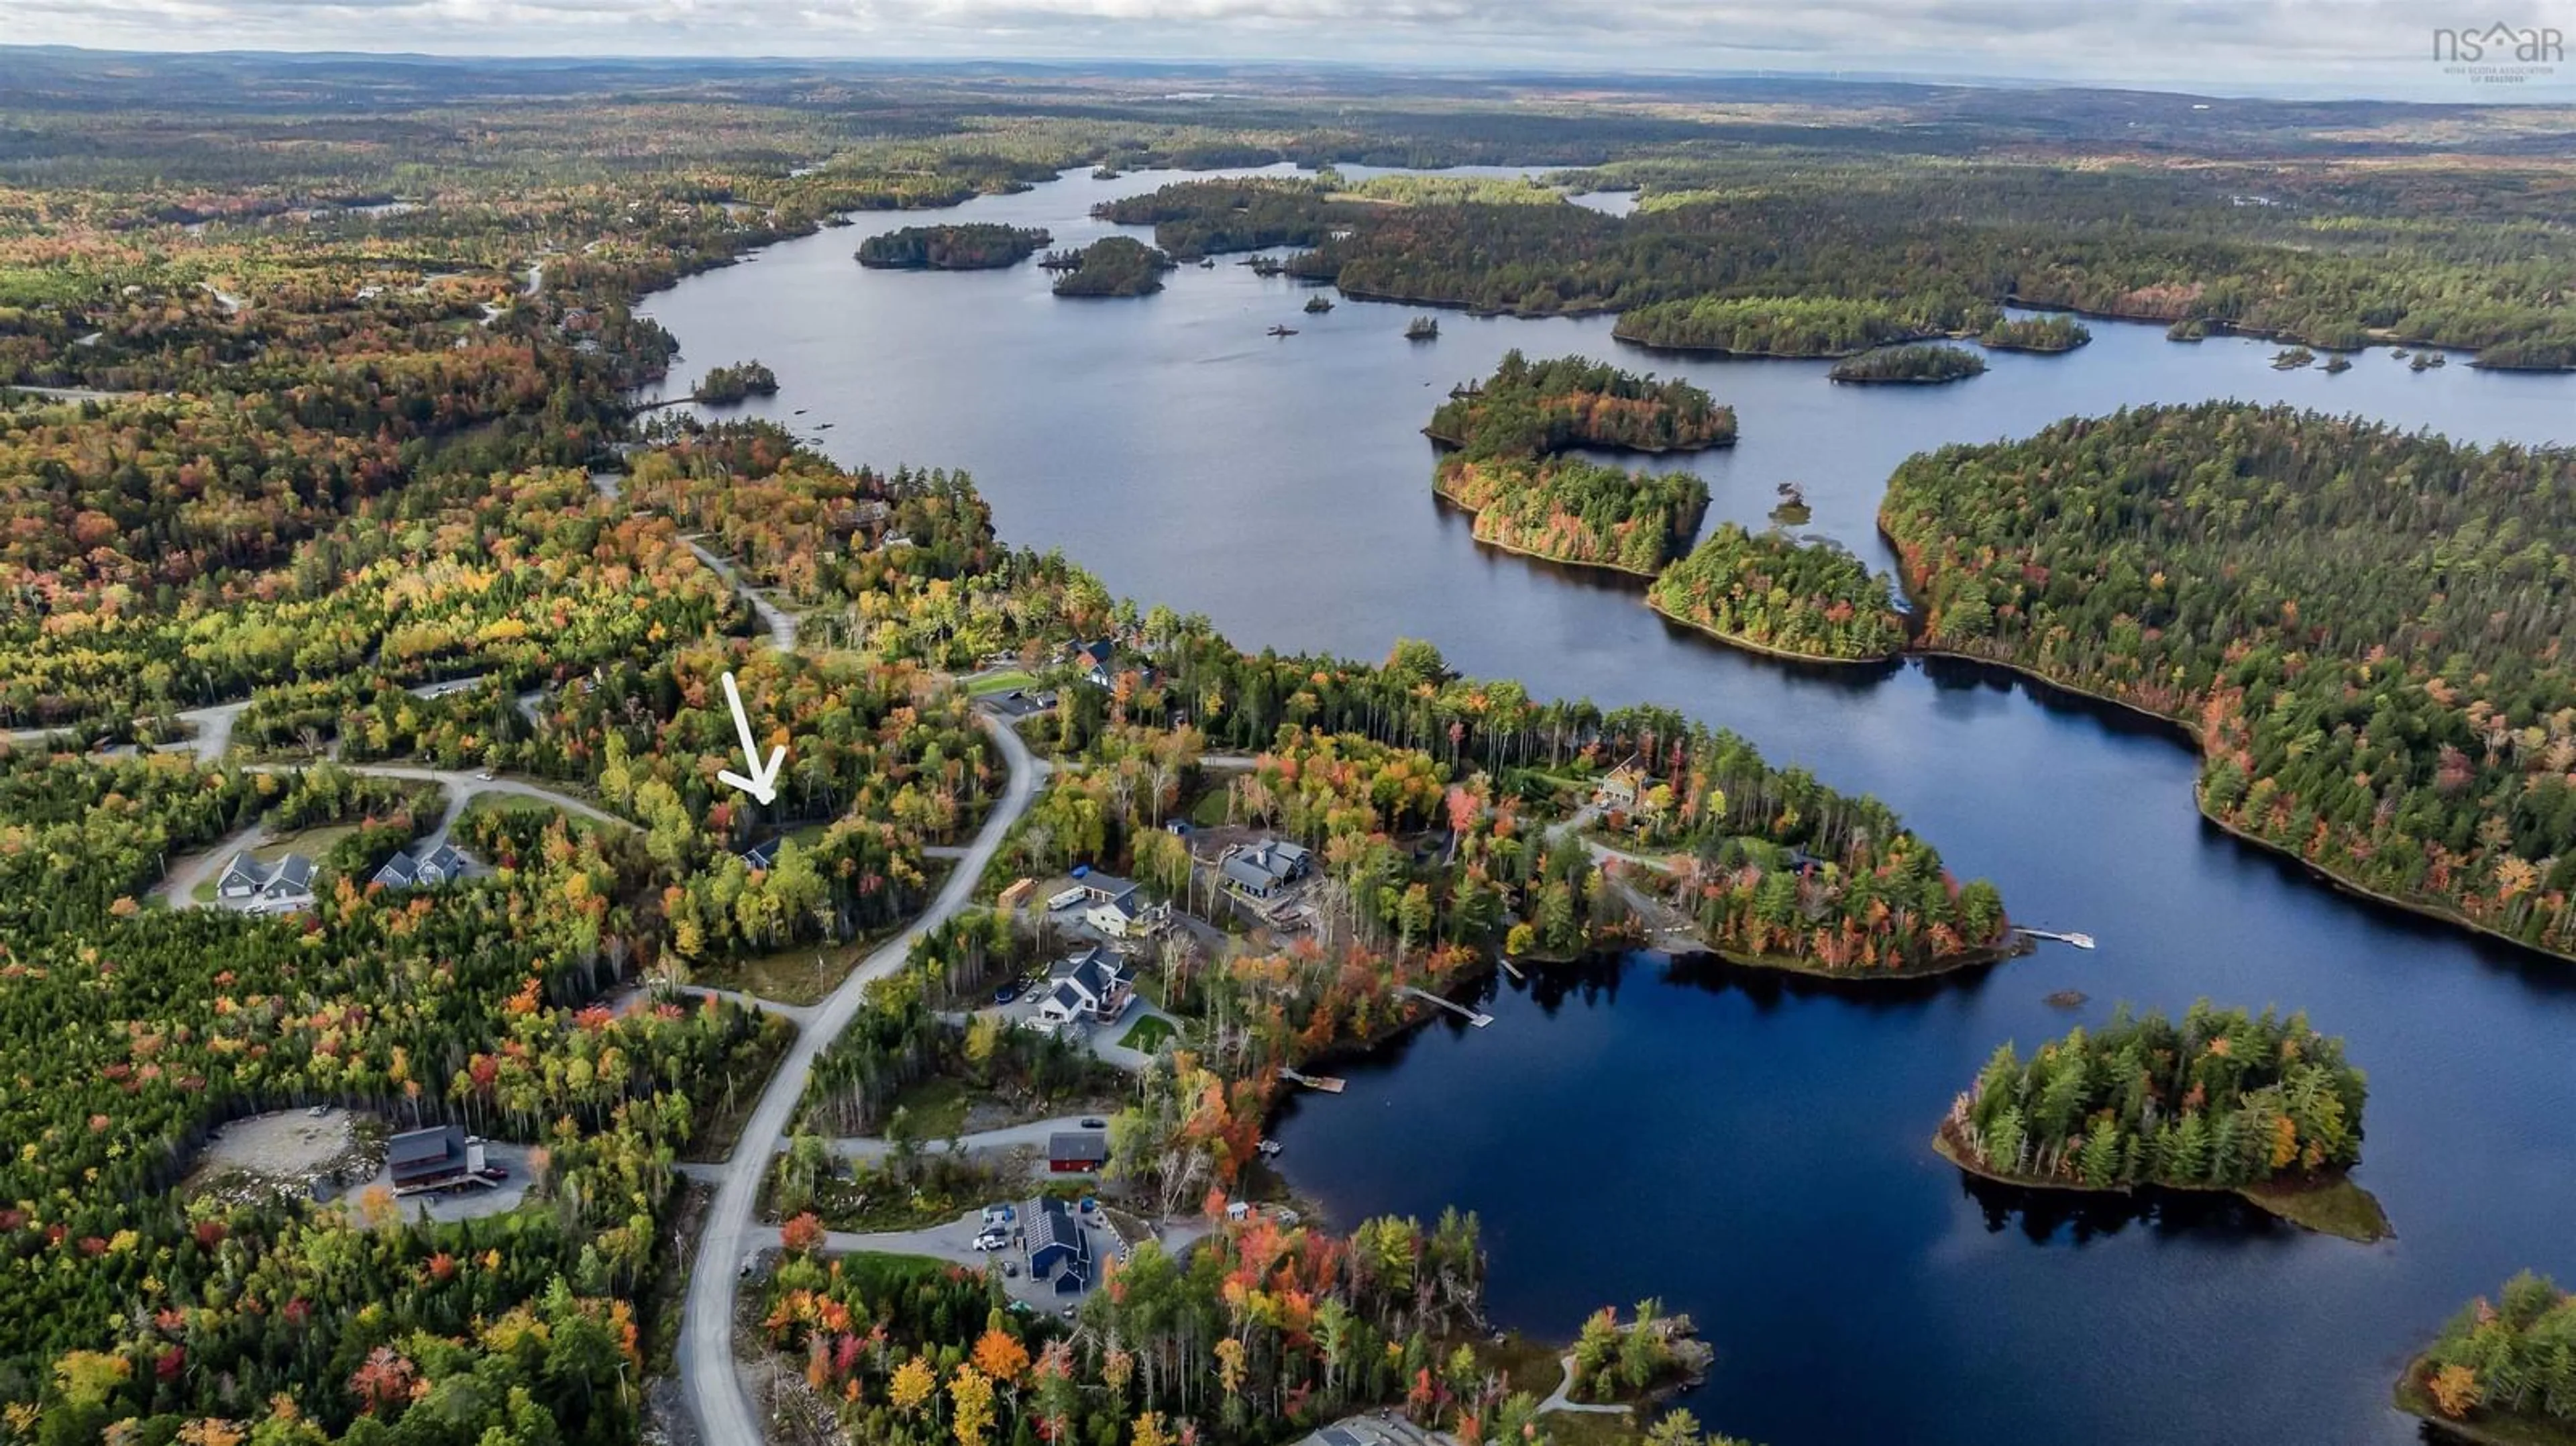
[
  {"x1": 343, "y1": 1140, "x2": 536, "y2": 1226},
  {"x1": 188, "y1": 1108, "x2": 382, "y2": 1204}
]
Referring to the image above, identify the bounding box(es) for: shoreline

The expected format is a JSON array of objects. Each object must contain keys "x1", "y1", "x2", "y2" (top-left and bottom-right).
[
  {"x1": 1892, "y1": 631, "x2": 2576, "y2": 966},
  {"x1": 1698, "y1": 931, "x2": 2031, "y2": 982},
  {"x1": 1931, "y1": 1129, "x2": 2390, "y2": 1241},
  {"x1": 1645, "y1": 593, "x2": 1902, "y2": 667},
  {"x1": 2392, "y1": 1361, "x2": 2576, "y2": 1446},
  {"x1": 1607, "y1": 326, "x2": 1962, "y2": 360},
  {"x1": 1421, "y1": 423, "x2": 1737, "y2": 456},
  {"x1": 1431, "y1": 474, "x2": 1680, "y2": 580}
]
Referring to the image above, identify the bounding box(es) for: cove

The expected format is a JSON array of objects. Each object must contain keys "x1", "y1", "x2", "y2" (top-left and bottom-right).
[{"x1": 639, "y1": 165, "x2": 2576, "y2": 1446}]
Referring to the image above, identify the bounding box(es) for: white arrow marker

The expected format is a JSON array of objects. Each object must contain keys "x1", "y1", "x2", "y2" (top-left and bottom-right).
[{"x1": 716, "y1": 670, "x2": 786, "y2": 806}]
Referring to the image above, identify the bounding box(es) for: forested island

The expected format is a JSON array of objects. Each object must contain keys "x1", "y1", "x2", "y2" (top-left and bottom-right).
[
  {"x1": 1646, "y1": 524, "x2": 1906, "y2": 662},
  {"x1": 696, "y1": 359, "x2": 780, "y2": 402},
  {"x1": 1427, "y1": 350, "x2": 1738, "y2": 454},
  {"x1": 1425, "y1": 352, "x2": 1725, "y2": 574},
  {"x1": 856, "y1": 222, "x2": 1053, "y2": 269},
  {"x1": 2400, "y1": 1273, "x2": 2576, "y2": 1440},
  {"x1": 1049, "y1": 235, "x2": 1177, "y2": 296},
  {"x1": 1937, "y1": 1003, "x2": 2387, "y2": 1241},
  {"x1": 1827, "y1": 344, "x2": 1987, "y2": 384},
  {"x1": 1979, "y1": 315, "x2": 2092, "y2": 352},
  {"x1": 1879, "y1": 403, "x2": 2576, "y2": 963},
  {"x1": 1611, "y1": 294, "x2": 1990, "y2": 357}
]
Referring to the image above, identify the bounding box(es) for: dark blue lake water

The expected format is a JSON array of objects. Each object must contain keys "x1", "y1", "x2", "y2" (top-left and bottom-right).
[{"x1": 641, "y1": 165, "x2": 2576, "y2": 1446}]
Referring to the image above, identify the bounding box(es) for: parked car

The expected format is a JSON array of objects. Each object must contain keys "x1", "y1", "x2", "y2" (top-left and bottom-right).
[
  {"x1": 1061, "y1": 1303, "x2": 1079, "y2": 1320},
  {"x1": 1079, "y1": 1117, "x2": 1107, "y2": 1129},
  {"x1": 981, "y1": 1203, "x2": 1015, "y2": 1227},
  {"x1": 973, "y1": 1230, "x2": 1009, "y2": 1251}
]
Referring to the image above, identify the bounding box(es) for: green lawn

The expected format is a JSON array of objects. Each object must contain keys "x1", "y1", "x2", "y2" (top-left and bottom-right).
[
  {"x1": 462, "y1": 792, "x2": 559, "y2": 823},
  {"x1": 257, "y1": 823, "x2": 360, "y2": 861},
  {"x1": 882, "y1": 1076, "x2": 973, "y2": 1141},
  {"x1": 967, "y1": 669, "x2": 1038, "y2": 696},
  {"x1": 1118, "y1": 1015, "x2": 1178, "y2": 1054}
]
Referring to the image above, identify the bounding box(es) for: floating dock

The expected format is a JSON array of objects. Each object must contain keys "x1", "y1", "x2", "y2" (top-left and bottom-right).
[
  {"x1": 1280, "y1": 1068, "x2": 1346, "y2": 1093},
  {"x1": 2021, "y1": 928, "x2": 2098, "y2": 949}
]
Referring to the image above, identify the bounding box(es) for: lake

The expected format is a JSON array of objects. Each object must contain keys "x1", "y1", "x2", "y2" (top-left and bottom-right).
[{"x1": 641, "y1": 165, "x2": 2576, "y2": 1446}]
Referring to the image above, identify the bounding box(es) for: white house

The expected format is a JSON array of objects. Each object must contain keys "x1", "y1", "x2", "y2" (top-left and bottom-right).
[
  {"x1": 1072, "y1": 872, "x2": 1168, "y2": 939},
  {"x1": 215, "y1": 853, "x2": 317, "y2": 916},
  {"x1": 1032, "y1": 946, "x2": 1136, "y2": 1027}
]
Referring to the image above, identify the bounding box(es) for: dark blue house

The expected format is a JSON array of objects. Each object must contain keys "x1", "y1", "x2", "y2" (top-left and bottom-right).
[{"x1": 1023, "y1": 1196, "x2": 1091, "y2": 1294}]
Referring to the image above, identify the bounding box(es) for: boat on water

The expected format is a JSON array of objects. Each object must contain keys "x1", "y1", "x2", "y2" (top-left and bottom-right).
[
  {"x1": 1304, "y1": 294, "x2": 1334, "y2": 313},
  {"x1": 1199, "y1": 258, "x2": 1215, "y2": 268},
  {"x1": 1405, "y1": 315, "x2": 1439, "y2": 340},
  {"x1": 1267, "y1": 325, "x2": 1299, "y2": 337}
]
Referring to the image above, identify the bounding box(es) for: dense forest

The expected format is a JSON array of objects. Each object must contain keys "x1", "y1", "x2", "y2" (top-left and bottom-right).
[
  {"x1": 1646, "y1": 524, "x2": 1906, "y2": 662},
  {"x1": 1880, "y1": 403, "x2": 2576, "y2": 962},
  {"x1": 857, "y1": 223, "x2": 1054, "y2": 269},
  {"x1": 11, "y1": 48, "x2": 2565, "y2": 1446},
  {"x1": 1051, "y1": 237, "x2": 1177, "y2": 297},
  {"x1": 1424, "y1": 352, "x2": 1721, "y2": 574},
  {"x1": 1427, "y1": 351, "x2": 1737, "y2": 454},
  {"x1": 2401, "y1": 1272, "x2": 2576, "y2": 1434},
  {"x1": 1939, "y1": 1003, "x2": 2378, "y2": 1234},
  {"x1": 1826, "y1": 344, "x2": 1987, "y2": 383},
  {"x1": 1612, "y1": 295, "x2": 1988, "y2": 357},
  {"x1": 1978, "y1": 315, "x2": 2092, "y2": 352}
]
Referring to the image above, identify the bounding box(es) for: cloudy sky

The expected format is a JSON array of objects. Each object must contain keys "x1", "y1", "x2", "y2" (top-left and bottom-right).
[{"x1": 7, "y1": 0, "x2": 2573, "y2": 97}]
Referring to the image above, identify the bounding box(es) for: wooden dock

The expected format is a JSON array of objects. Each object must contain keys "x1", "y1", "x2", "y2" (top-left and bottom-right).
[
  {"x1": 1399, "y1": 985, "x2": 1493, "y2": 1028},
  {"x1": 1280, "y1": 1068, "x2": 1346, "y2": 1093}
]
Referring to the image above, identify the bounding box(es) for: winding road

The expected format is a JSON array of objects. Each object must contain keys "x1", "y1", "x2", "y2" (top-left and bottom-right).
[{"x1": 677, "y1": 713, "x2": 1042, "y2": 1446}]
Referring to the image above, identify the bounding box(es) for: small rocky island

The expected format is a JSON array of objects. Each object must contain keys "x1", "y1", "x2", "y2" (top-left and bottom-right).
[
  {"x1": 695, "y1": 360, "x2": 779, "y2": 403},
  {"x1": 1049, "y1": 236, "x2": 1178, "y2": 297},
  {"x1": 1828, "y1": 343, "x2": 1988, "y2": 384},
  {"x1": 1936, "y1": 1002, "x2": 2390, "y2": 1241},
  {"x1": 1980, "y1": 315, "x2": 2092, "y2": 352},
  {"x1": 855, "y1": 223, "x2": 1053, "y2": 270}
]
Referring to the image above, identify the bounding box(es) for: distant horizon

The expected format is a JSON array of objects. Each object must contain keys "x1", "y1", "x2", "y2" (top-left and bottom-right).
[{"x1": 6, "y1": 0, "x2": 2573, "y2": 106}]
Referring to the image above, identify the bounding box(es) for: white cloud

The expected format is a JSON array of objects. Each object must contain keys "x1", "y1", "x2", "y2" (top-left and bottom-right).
[{"x1": 7, "y1": 0, "x2": 2573, "y2": 97}]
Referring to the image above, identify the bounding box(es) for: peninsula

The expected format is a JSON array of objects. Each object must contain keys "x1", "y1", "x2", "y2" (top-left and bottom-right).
[{"x1": 1646, "y1": 523, "x2": 1906, "y2": 662}]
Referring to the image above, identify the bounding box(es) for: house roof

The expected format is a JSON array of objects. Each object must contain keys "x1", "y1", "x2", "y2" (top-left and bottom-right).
[
  {"x1": 1052, "y1": 947, "x2": 1125, "y2": 999},
  {"x1": 741, "y1": 837, "x2": 782, "y2": 871},
  {"x1": 1221, "y1": 855, "x2": 1276, "y2": 891},
  {"x1": 375, "y1": 842, "x2": 475, "y2": 889},
  {"x1": 1071, "y1": 640, "x2": 1115, "y2": 667},
  {"x1": 388, "y1": 1125, "x2": 462, "y2": 1169},
  {"x1": 224, "y1": 853, "x2": 317, "y2": 893},
  {"x1": 1049, "y1": 1131, "x2": 1109, "y2": 1164},
  {"x1": 1024, "y1": 1196, "x2": 1088, "y2": 1259},
  {"x1": 1041, "y1": 981, "x2": 1089, "y2": 1015}
]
